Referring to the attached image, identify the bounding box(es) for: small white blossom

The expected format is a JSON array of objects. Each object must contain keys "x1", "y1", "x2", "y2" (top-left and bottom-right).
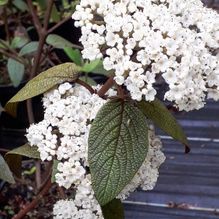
[{"x1": 73, "y1": 0, "x2": 219, "y2": 111}]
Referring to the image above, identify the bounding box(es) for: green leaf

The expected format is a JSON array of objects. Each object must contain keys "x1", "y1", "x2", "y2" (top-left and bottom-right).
[
  {"x1": 82, "y1": 59, "x2": 102, "y2": 73},
  {"x1": 6, "y1": 144, "x2": 40, "y2": 159},
  {"x1": 0, "y1": 0, "x2": 8, "y2": 6},
  {"x1": 102, "y1": 199, "x2": 124, "y2": 219},
  {"x1": 7, "y1": 58, "x2": 25, "y2": 87},
  {"x1": 36, "y1": 0, "x2": 46, "y2": 10},
  {"x1": 80, "y1": 76, "x2": 97, "y2": 86},
  {"x1": 11, "y1": 36, "x2": 29, "y2": 49},
  {"x1": 13, "y1": 0, "x2": 28, "y2": 11},
  {"x1": 89, "y1": 100, "x2": 149, "y2": 205},
  {"x1": 138, "y1": 99, "x2": 190, "y2": 153},
  {"x1": 19, "y1": 41, "x2": 39, "y2": 56},
  {"x1": 0, "y1": 154, "x2": 15, "y2": 184},
  {"x1": 51, "y1": 5, "x2": 60, "y2": 22},
  {"x1": 5, "y1": 144, "x2": 40, "y2": 178},
  {"x1": 64, "y1": 48, "x2": 82, "y2": 66},
  {"x1": 51, "y1": 160, "x2": 59, "y2": 183},
  {"x1": 6, "y1": 62, "x2": 80, "y2": 104},
  {"x1": 46, "y1": 34, "x2": 75, "y2": 49}
]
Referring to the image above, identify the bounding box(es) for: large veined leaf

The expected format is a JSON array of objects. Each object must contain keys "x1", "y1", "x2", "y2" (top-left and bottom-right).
[
  {"x1": 6, "y1": 63, "x2": 80, "y2": 108},
  {"x1": 138, "y1": 99, "x2": 190, "y2": 153},
  {"x1": 7, "y1": 58, "x2": 25, "y2": 87},
  {"x1": 89, "y1": 100, "x2": 149, "y2": 205},
  {"x1": 5, "y1": 144, "x2": 40, "y2": 178},
  {"x1": 102, "y1": 199, "x2": 124, "y2": 219},
  {"x1": 0, "y1": 154, "x2": 15, "y2": 184}
]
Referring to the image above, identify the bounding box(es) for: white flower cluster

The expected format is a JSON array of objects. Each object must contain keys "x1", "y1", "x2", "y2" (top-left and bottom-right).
[
  {"x1": 26, "y1": 83, "x2": 165, "y2": 219},
  {"x1": 72, "y1": 0, "x2": 219, "y2": 111}
]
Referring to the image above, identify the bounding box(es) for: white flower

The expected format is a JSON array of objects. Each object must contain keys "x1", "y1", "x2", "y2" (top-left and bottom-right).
[{"x1": 73, "y1": 0, "x2": 219, "y2": 111}]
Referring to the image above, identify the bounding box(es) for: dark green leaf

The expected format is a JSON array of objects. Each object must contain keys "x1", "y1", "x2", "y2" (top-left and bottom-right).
[
  {"x1": 89, "y1": 100, "x2": 149, "y2": 205},
  {"x1": 11, "y1": 36, "x2": 29, "y2": 48},
  {"x1": 19, "y1": 41, "x2": 39, "y2": 56},
  {"x1": 51, "y1": 160, "x2": 59, "y2": 183},
  {"x1": 102, "y1": 199, "x2": 124, "y2": 219},
  {"x1": 6, "y1": 62, "x2": 80, "y2": 104},
  {"x1": 36, "y1": 0, "x2": 46, "y2": 10},
  {"x1": 0, "y1": 154, "x2": 15, "y2": 184},
  {"x1": 7, "y1": 58, "x2": 25, "y2": 87},
  {"x1": 138, "y1": 99, "x2": 190, "y2": 153},
  {"x1": 5, "y1": 144, "x2": 40, "y2": 178},
  {"x1": 13, "y1": 0, "x2": 28, "y2": 11},
  {"x1": 46, "y1": 34, "x2": 75, "y2": 49},
  {"x1": 64, "y1": 48, "x2": 82, "y2": 66}
]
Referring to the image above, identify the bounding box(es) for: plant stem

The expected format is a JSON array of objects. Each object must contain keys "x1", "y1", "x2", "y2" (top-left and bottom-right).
[
  {"x1": 12, "y1": 179, "x2": 52, "y2": 219},
  {"x1": 76, "y1": 79, "x2": 95, "y2": 94},
  {"x1": 97, "y1": 76, "x2": 115, "y2": 97},
  {"x1": 47, "y1": 16, "x2": 71, "y2": 34},
  {"x1": 3, "y1": 8, "x2": 10, "y2": 43},
  {"x1": 0, "y1": 48, "x2": 25, "y2": 64}
]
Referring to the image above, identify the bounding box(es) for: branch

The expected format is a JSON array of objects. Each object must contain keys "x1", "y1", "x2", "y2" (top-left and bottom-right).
[
  {"x1": 26, "y1": 0, "x2": 42, "y2": 35},
  {"x1": 47, "y1": 16, "x2": 71, "y2": 34},
  {"x1": 76, "y1": 79, "x2": 95, "y2": 94},
  {"x1": 97, "y1": 76, "x2": 115, "y2": 97},
  {"x1": 0, "y1": 48, "x2": 25, "y2": 64},
  {"x1": 12, "y1": 179, "x2": 52, "y2": 219}
]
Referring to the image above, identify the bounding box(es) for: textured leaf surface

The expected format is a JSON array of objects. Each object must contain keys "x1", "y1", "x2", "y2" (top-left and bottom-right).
[
  {"x1": 5, "y1": 144, "x2": 40, "y2": 178},
  {"x1": 102, "y1": 199, "x2": 124, "y2": 219},
  {"x1": 6, "y1": 63, "x2": 80, "y2": 104},
  {"x1": 0, "y1": 154, "x2": 15, "y2": 184},
  {"x1": 138, "y1": 99, "x2": 189, "y2": 152},
  {"x1": 89, "y1": 100, "x2": 149, "y2": 205},
  {"x1": 7, "y1": 58, "x2": 25, "y2": 87}
]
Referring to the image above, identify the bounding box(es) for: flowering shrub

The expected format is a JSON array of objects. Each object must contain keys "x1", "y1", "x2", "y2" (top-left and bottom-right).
[{"x1": 1, "y1": 0, "x2": 218, "y2": 218}]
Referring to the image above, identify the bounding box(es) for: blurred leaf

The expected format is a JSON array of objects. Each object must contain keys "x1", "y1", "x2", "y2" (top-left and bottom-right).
[
  {"x1": 5, "y1": 144, "x2": 39, "y2": 178},
  {"x1": 13, "y1": 0, "x2": 28, "y2": 11},
  {"x1": 64, "y1": 48, "x2": 82, "y2": 66},
  {"x1": 80, "y1": 76, "x2": 97, "y2": 86},
  {"x1": 51, "y1": 5, "x2": 60, "y2": 22},
  {"x1": 6, "y1": 62, "x2": 80, "y2": 104},
  {"x1": 51, "y1": 160, "x2": 59, "y2": 183},
  {"x1": 23, "y1": 166, "x2": 36, "y2": 175},
  {"x1": 7, "y1": 58, "x2": 25, "y2": 87},
  {"x1": 0, "y1": 0, "x2": 8, "y2": 6},
  {"x1": 102, "y1": 199, "x2": 124, "y2": 219},
  {"x1": 82, "y1": 59, "x2": 102, "y2": 73},
  {"x1": 0, "y1": 154, "x2": 15, "y2": 184},
  {"x1": 36, "y1": 0, "x2": 46, "y2": 10},
  {"x1": 89, "y1": 100, "x2": 149, "y2": 205},
  {"x1": 0, "y1": 39, "x2": 9, "y2": 49},
  {"x1": 4, "y1": 102, "x2": 18, "y2": 118},
  {"x1": 46, "y1": 34, "x2": 75, "y2": 49},
  {"x1": 19, "y1": 41, "x2": 39, "y2": 56},
  {"x1": 11, "y1": 36, "x2": 29, "y2": 49},
  {"x1": 138, "y1": 99, "x2": 190, "y2": 153}
]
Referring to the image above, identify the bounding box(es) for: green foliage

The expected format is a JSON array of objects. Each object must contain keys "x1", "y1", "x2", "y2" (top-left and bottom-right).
[
  {"x1": 102, "y1": 199, "x2": 124, "y2": 219},
  {"x1": 51, "y1": 160, "x2": 59, "y2": 183},
  {"x1": 5, "y1": 144, "x2": 40, "y2": 178},
  {"x1": 7, "y1": 58, "x2": 25, "y2": 87},
  {"x1": 46, "y1": 34, "x2": 75, "y2": 49},
  {"x1": 6, "y1": 62, "x2": 80, "y2": 104},
  {"x1": 0, "y1": 0, "x2": 8, "y2": 6},
  {"x1": 11, "y1": 37, "x2": 28, "y2": 49},
  {"x1": 0, "y1": 154, "x2": 15, "y2": 184},
  {"x1": 80, "y1": 76, "x2": 97, "y2": 86},
  {"x1": 138, "y1": 99, "x2": 190, "y2": 152},
  {"x1": 64, "y1": 48, "x2": 82, "y2": 66},
  {"x1": 12, "y1": 0, "x2": 28, "y2": 12},
  {"x1": 19, "y1": 41, "x2": 39, "y2": 56},
  {"x1": 88, "y1": 100, "x2": 149, "y2": 205}
]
